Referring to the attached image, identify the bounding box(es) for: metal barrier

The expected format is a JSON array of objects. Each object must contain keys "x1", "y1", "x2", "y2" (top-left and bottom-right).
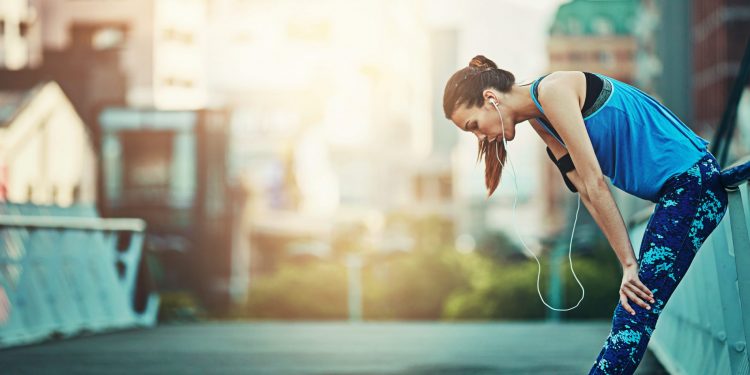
[
  {"x1": 626, "y1": 157, "x2": 750, "y2": 375},
  {"x1": 0, "y1": 203, "x2": 159, "y2": 348}
]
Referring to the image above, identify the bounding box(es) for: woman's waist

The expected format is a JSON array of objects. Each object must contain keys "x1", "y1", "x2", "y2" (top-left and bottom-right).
[{"x1": 656, "y1": 152, "x2": 717, "y2": 197}]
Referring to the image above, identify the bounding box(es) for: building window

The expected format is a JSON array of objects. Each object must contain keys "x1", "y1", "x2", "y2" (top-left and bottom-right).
[
  {"x1": 92, "y1": 27, "x2": 125, "y2": 50},
  {"x1": 599, "y1": 51, "x2": 615, "y2": 68},
  {"x1": 162, "y1": 28, "x2": 194, "y2": 44},
  {"x1": 570, "y1": 51, "x2": 586, "y2": 62},
  {"x1": 550, "y1": 52, "x2": 565, "y2": 61},
  {"x1": 567, "y1": 19, "x2": 583, "y2": 35},
  {"x1": 119, "y1": 130, "x2": 174, "y2": 204},
  {"x1": 18, "y1": 21, "x2": 29, "y2": 37},
  {"x1": 550, "y1": 22, "x2": 564, "y2": 35},
  {"x1": 438, "y1": 174, "x2": 452, "y2": 199},
  {"x1": 163, "y1": 77, "x2": 194, "y2": 88},
  {"x1": 592, "y1": 16, "x2": 614, "y2": 36}
]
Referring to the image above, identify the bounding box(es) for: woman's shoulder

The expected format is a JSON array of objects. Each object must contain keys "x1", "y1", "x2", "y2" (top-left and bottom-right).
[
  {"x1": 535, "y1": 71, "x2": 587, "y2": 108},
  {"x1": 537, "y1": 70, "x2": 587, "y2": 87}
]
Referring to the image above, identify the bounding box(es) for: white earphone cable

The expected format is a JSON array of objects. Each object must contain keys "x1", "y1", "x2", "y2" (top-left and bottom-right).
[{"x1": 491, "y1": 101, "x2": 585, "y2": 311}]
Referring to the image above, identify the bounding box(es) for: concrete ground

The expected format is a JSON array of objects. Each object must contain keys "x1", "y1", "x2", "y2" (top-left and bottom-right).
[{"x1": 0, "y1": 321, "x2": 669, "y2": 375}]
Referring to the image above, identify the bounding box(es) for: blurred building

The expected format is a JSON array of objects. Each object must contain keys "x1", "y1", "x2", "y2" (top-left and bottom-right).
[
  {"x1": 0, "y1": 81, "x2": 96, "y2": 206},
  {"x1": 691, "y1": 0, "x2": 750, "y2": 164},
  {"x1": 33, "y1": 0, "x2": 208, "y2": 110},
  {"x1": 548, "y1": 0, "x2": 638, "y2": 83},
  {"x1": 98, "y1": 107, "x2": 239, "y2": 312},
  {"x1": 205, "y1": 0, "x2": 435, "y2": 301},
  {"x1": 0, "y1": 0, "x2": 240, "y2": 313},
  {"x1": 0, "y1": 0, "x2": 43, "y2": 70}
]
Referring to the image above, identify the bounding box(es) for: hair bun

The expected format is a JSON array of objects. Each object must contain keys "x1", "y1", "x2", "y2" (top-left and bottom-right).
[{"x1": 469, "y1": 55, "x2": 498, "y2": 71}]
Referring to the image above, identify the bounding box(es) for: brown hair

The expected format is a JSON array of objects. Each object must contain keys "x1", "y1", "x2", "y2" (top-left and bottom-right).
[{"x1": 443, "y1": 55, "x2": 516, "y2": 197}]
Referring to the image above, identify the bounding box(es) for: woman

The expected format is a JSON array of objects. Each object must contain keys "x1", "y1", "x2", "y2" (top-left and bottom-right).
[{"x1": 443, "y1": 55, "x2": 729, "y2": 374}]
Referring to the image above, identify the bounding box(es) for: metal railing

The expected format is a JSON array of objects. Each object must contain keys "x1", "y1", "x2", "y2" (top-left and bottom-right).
[
  {"x1": 0, "y1": 203, "x2": 159, "y2": 348},
  {"x1": 628, "y1": 165, "x2": 750, "y2": 374}
]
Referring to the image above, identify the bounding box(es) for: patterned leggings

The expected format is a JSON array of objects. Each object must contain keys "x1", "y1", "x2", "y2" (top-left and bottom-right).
[{"x1": 589, "y1": 152, "x2": 729, "y2": 374}]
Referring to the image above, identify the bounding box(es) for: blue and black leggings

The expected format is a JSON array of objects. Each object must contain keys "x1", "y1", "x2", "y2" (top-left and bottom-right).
[{"x1": 589, "y1": 151, "x2": 729, "y2": 374}]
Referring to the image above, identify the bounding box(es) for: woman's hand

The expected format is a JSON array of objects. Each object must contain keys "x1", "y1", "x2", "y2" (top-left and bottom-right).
[{"x1": 619, "y1": 263, "x2": 655, "y2": 315}]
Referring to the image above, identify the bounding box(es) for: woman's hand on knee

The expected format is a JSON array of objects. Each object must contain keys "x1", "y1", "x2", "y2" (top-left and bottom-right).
[{"x1": 619, "y1": 264, "x2": 655, "y2": 315}]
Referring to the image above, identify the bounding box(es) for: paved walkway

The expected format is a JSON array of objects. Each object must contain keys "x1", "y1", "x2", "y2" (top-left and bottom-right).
[{"x1": 0, "y1": 321, "x2": 668, "y2": 374}]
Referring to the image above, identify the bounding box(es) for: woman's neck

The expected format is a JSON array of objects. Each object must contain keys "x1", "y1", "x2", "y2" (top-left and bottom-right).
[{"x1": 509, "y1": 84, "x2": 544, "y2": 124}]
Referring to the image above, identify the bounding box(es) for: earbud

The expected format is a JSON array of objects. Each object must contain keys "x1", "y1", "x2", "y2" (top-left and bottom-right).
[{"x1": 489, "y1": 98, "x2": 497, "y2": 106}]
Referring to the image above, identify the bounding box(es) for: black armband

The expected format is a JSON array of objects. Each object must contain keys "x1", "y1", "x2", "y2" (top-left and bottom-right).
[{"x1": 546, "y1": 147, "x2": 578, "y2": 193}]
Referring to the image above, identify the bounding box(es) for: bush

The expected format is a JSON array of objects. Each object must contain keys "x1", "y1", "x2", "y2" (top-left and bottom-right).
[
  {"x1": 443, "y1": 239, "x2": 622, "y2": 321},
  {"x1": 233, "y1": 246, "x2": 623, "y2": 321},
  {"x1": 242, "y1": 261, "x2": 348, "y2": 319},
  {"x1": 158, "y1": 291, "x2": 204, "y2": 322},
  {"x1": 561, "y1": 245, "x2": 622, "y2": 320},
  {"x1": 362, "y1": 247, "x2": 468, "y2": 320},
  {"x1": 443, "y1": 255, "x2": 548, "y2": 320}
]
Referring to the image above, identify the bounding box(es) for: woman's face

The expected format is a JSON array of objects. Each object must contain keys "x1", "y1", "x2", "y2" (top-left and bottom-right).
[{"x1": 449, "y1": 98, "x2": 515, "y2": 143}]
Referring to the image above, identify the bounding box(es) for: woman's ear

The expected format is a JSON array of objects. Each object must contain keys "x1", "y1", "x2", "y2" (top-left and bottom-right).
[{"x1": 483, "y1": 89, "x2": 498, "y2": 107}]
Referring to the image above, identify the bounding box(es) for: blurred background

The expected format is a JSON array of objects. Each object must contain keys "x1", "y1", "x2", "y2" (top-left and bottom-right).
[
  {"x1": 0, "y1": 0, "x2": 748, "y2": 368},
  {"x1": 0, "y1": 0, "x2": 750, "y2": 374}
]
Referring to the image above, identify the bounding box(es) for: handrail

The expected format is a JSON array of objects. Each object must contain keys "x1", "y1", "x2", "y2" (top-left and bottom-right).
[
  {"x1": 720, "y1": 155, "x2": 750, "y2": 191},
  {"x1": 0, "y1": 205, "x2": 158, "y2": 349},
  {"x1": 0, "y1": 215, "x2": 146, "y2": 231},
  {"x1": 628, "y1": 154, "x2": 750, "y2": 229}
]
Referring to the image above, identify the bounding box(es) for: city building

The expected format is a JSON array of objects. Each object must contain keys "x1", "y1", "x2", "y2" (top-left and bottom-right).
[
  {"x1": 34, "y1": 0, "x2": 208, "y2": 110},
  {"x1": 692, "y1": 0, "x2": 750, "y2": 163},
  {"x1": 0, "y1": 81, "x2": 96, "y2": 206},
  {"x1": 548, "y1": 0, "x2": 638, "y2": 83}
]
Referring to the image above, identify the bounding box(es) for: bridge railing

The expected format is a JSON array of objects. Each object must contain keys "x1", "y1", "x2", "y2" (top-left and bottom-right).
[
  {"x1": 0, "y1": 203, "x2": 159, "y2": 349},
  {"x1": 627, "y1": 157, "x2": 750, "y2": 375}
]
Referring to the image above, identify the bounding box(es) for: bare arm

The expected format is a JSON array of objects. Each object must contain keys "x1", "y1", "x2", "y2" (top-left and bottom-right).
[
  {"x1": 531, "y1": 72, "x2": 656, "y2": 315},
  {"x1": 534, "y1": 73, "x2": 637, "y2": 268}
]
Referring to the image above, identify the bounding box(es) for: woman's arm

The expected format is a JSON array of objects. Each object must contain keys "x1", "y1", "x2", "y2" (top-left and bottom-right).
[
  {"x1": 535, "y1": 72, "x2": 637, "y2": 269},
  {"x1": 535, "y1": 119, "x2": 655, "y2": 314},
  {"x1": 531, "y1": 73, "x2": 655, "y2": 314}
]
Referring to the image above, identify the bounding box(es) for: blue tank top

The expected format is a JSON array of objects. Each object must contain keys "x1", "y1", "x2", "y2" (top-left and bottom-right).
[{"x1": 529, "y1": 72, "x2": 709, "y2": 203}]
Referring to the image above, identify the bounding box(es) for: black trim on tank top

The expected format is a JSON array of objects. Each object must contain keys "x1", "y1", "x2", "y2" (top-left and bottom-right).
[
  {"x1": 533, "y1": 72, "x2": 603, "y2": 117},
  {"x1": 582, "y1": 72, "x2": 603, "y2": 114}
]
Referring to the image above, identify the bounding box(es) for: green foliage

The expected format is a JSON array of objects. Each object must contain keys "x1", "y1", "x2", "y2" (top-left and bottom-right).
[
  {"x1": 561, "y1": 240, "x2": 623, "y2": 320},
  {"x1": 444, "y1": 234, "x2": 622, "y2": 320},
  {"x1": 443, "y1": 255, "x2": 548, "y2": 320},
  {"x1": 235, "y1": 213, "x2": 624, "y2": 321},
  {"x1": 361, "y1": 247, "x2": 468, "y2": 320},
  {"x1": 475, "y1": 231, "x2": 524, "y2": 262},
  {"x1": 242, "y1": 261, "x2": 348, "y2": 319},
  {"x1": 158, "y1": 291, "x2": 204, "y2": 322}
]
